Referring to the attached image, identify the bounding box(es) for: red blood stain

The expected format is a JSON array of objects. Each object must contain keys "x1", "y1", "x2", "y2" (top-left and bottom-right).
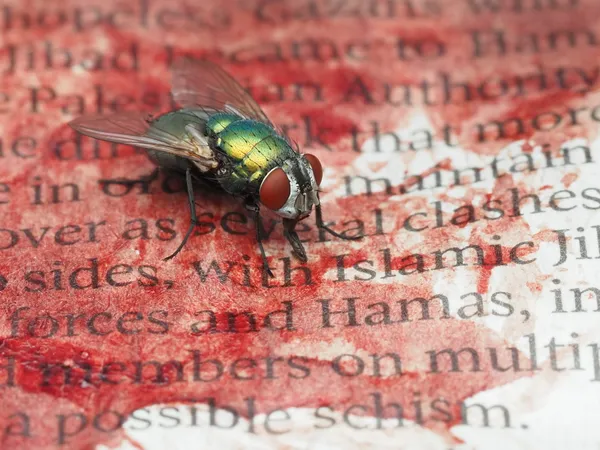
[
  {"x1": 561, "y1": 172, "x2": 579, "y2": 188},
  {"x1": 527, "y1": 281, "x2": 544, "y2": 293},
  {"x1": 521, "y1": 142, "x2": 534, "y2": 153}
]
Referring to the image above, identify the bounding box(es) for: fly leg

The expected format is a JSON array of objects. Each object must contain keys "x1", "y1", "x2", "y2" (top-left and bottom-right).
[
  {"x1": 283, "y1": 218, "x2": 307, "y2": 263},
  {"x1": 315, "y1": 192, "x2": 362, "y2": 241},
  {"x1": 245, "y1": 201, "x2": 274, "y2": 277},
  {"x1": 164, "y1": 167, "x2": 197, "y2": 261}
]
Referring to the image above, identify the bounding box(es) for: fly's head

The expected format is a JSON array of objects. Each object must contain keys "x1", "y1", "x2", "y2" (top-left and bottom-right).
[{"x1": 259, "y1": 153, "x2": 323, "y2": 221}]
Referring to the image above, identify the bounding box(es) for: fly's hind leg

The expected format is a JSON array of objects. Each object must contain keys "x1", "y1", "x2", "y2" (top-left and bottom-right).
[
  {"x1": 164, "y1": 167, "x2": 197, "y2": 261},
  {"x1": 245, "y1": 200, "x2": 274, "y2": 278}
]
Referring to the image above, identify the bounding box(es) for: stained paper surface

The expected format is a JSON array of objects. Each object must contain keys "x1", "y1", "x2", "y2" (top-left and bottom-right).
[{"x1": 1, "y1": 0, "x2": 600, "y2": 449}]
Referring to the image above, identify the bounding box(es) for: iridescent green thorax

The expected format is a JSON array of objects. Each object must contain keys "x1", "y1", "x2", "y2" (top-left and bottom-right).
[
  {"x1": 206, "y1": 113, "x2": 296, "y2": 196},
  {"x1": 206, "y1": 112, "x2": 239, "y2": 134}
]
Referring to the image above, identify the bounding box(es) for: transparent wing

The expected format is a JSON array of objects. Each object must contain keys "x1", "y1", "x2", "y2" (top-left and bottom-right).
[
  {"x1": 69, "y1": 112, "x2": 212, "y2": 163},
  {"x1": 171, "y1": 58, "x2": 274, "y2": 126}
]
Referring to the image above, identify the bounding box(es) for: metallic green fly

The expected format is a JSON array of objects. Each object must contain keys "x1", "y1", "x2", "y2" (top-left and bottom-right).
[{"x1": 69, "y1": 58, "x2": 360, "y2": 275}]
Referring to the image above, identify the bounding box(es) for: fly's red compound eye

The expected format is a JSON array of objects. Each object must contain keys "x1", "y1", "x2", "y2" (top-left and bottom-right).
[
  {"x1": 260, "y1": 168, "x2": 291, "y2": 210},
  {"x1": 304, "y1": 153, "x2": 323, "y2": 185}
]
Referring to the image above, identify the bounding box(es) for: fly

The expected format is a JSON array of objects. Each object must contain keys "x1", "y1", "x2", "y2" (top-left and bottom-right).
[{"x1": 69, "y1": 58, "x2": 360, "y2": 276}]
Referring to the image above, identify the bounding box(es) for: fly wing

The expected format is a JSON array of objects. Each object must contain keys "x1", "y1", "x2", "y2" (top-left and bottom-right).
[
  {"x1": 171, "y1": 58, "x2": 274, "y2": 126},
  {"x1": 69, "y1": 112, "x2": 214, "y2": 164}
]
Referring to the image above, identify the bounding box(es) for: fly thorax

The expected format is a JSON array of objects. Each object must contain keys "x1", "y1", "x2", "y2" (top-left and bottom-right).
[{"x1": 263, "y1": 157, "x2": 319, "y2": 219}]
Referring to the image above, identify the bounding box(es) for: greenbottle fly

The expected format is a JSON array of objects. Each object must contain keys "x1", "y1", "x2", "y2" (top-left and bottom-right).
[{"x1": 69, "y1": 58, "x2": 359, "y2": 275}]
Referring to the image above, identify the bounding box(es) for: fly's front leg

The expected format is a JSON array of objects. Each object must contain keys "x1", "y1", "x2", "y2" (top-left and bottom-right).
[
  {"x1": 245, "y1": 200, "x2": 274, "y2": 278},
  {"x1": 315, "y1": 192, "x2": 362, "y2": 241},
  {"x1": 283, "y1": 218, "x2": 307, "y2": 263},
  {"x1": 164, "y1": 168, "x2": 197, "y2": 261}
]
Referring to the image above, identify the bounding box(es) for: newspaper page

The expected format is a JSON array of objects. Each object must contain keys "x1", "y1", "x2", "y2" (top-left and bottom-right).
[{"x1": 1, "y1": 0, "x2": 599, "y2": 448}]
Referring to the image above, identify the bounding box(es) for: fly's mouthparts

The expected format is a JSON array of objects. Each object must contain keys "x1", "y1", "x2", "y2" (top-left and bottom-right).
[{"x1": 294, "y1": 191, "x2": 319, "y2": 213}]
